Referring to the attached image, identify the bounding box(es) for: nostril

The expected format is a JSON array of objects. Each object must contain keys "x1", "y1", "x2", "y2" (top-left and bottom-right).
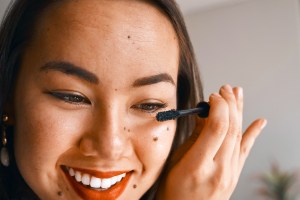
[
  {"x1": 79, "y1": 133, "x2": 130, "y2": 160},
  {"x1": 79, "y1": 138, "x2": 98, "y2": 156}
]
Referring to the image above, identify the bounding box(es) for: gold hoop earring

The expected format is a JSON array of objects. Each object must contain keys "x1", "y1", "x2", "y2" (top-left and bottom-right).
[{"x1": 1, "y1": 115, "x2": 9, "y2": 167}]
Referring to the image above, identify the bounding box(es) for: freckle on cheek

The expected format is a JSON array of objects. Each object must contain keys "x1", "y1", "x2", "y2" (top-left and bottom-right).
[
  {"x1": 57, "y1": 191, "x2": 63, "y2": 197},
  {"x1": 128, "y1": 129, "x2": 130, "y2": 133},
  {"x1": 167, "y1": 127, "x2": 169, "y2": 131},
  {"x1": 124, "y1": 127, "x2": 126, "y2": 131}
]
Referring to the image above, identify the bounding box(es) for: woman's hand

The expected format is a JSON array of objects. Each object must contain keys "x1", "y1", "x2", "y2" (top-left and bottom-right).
[{"x1": 157, "y1": 85, "x2": 267, "y2": 200}]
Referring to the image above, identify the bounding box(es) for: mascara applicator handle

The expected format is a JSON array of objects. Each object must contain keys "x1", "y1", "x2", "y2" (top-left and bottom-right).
[{"x1": 196, "y1": 101, "x2": 210, "y2": 118}]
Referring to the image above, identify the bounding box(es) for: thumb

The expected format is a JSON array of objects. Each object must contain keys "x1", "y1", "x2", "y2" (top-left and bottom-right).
[{"x1": 167, "y1": 117, "x2": 205, "y2": 169}]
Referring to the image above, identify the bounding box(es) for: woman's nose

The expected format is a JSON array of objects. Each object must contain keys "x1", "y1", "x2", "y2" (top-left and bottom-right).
[{"x1": 79, "y1": 106, "x2": 132, "y2": 160}]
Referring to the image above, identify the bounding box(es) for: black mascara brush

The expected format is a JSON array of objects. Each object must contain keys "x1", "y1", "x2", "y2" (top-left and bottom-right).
[{"x1": 156, "y1": 101, "x2": 210, "y2": 122}]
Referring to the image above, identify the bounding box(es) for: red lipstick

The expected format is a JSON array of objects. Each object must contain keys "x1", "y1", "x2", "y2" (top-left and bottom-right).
[{"x1": 63, "y1": 167, "x2": 132, "y2": 200}]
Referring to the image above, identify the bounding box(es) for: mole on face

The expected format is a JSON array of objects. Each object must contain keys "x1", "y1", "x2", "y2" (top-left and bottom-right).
[
  {"x1": 153, "y1": 137, "x2": 158, "y2": 142},
  {"x1": 114, "y1": 88, "x2": 118, "y2": 91},
  {"x1": 167, "y1": 127, "x2": 169, "y2": 131},
  {"x1": 124, "y1": 127, "x2": 126, "y2": 131},
  {"x1": 128, "y1": 35, "x2": 131, "y2": 39},
  {"x1": 128, "y1": 129, "x2": 130, "y2": 133},
  {"x1": 57, "y1": 191, "x2": 63, "y2": 197},
  {"x1": 133, "y1": 184, "x2": 137, "y2": 189}
]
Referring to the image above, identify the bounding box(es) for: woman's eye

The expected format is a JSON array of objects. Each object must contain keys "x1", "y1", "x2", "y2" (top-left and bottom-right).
[
  {"x1": 132, "y1": 103, "x2": 167, "y2": 113},
  {"x1": 48, "y1": 91, "x2": 91, "y2": 105}
]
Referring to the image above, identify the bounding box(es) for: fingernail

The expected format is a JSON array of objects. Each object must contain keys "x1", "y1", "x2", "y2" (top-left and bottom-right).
[
  {"x1": 260, "y1": 119, "x2": 267, "y2": 129},
  {"x1": 211, "y1": 92, "x2": 221, "y2": 97},
  {"x1": 222, "y1": 84, "x2": 233, "y2": 93},
  {"x1": 237, "y1": 87, "x2": 243, "y2": 99}
]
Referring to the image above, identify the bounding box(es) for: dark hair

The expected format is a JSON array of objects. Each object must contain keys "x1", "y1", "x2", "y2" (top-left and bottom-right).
[{"x1": 0, "y1": 0, "x2": 203, "y2": 199}]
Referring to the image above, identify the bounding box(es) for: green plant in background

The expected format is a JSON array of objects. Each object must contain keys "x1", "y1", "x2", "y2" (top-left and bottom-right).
[{"x1": 257, "y1": 163, "x2": 297, "y2": 200}]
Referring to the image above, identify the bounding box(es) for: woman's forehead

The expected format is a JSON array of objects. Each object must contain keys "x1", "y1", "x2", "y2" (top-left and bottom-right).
[
  {"x1": 36, "y1": 0, "x2": 177, "y2": 38},
  {"x1": 32, "y1": 0, "x2": 179, "y2": 55},
  {"x1": 22, "y1": 0, "x2": 179, "y2": 88}
]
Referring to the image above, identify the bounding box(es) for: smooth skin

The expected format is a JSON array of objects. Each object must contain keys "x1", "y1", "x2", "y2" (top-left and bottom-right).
[{"x1": 9, "y1": 0, "x2": 266, "y2": 199}]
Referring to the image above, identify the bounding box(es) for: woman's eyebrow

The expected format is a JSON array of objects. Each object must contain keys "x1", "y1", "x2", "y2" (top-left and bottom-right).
[
  {"x1": 40, "y1": 61, "x2": 174, "y2": 87},
  {"x1": 40, "y1": 61, "x2": 99, "y2": 84},
  {"x1": 132, "y1": 73, "x2": 175, "y2": 87}
]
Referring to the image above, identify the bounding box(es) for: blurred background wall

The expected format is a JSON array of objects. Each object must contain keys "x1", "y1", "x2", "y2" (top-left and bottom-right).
[
  {"x1": 0, "y1": 0, "x2": 9, "y2": 19},
  {"x1": 177, "y1": 0, "x2": 300, "y2": 199},
  {"x1": 1, "y1": 0, "x2": 300, "y2": 199}
]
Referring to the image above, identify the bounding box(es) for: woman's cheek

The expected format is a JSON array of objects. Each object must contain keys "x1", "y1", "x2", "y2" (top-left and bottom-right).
[
  {"x1": 13, "y1": 101, "x2": 87, "y2": 173},
  {"x1": 129, "y1": 118, "x2": 176, "y2": 169}
]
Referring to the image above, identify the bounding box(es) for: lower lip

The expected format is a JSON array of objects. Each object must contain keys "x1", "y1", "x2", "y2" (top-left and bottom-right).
[{"x1": 63, "y1": 168, "x2": 132, "y2": 200}]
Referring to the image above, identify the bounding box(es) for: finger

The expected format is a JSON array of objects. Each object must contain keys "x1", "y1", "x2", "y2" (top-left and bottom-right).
[
  {"x1": 232, "y1": 87, "x2": 243, "y2": 119},
  {"x1": 190, "y1": 92, "x2": 229, "y2": 162},
  {"x1": 231, "y1": 87, "x2": 244, "y2": 165},
  {"x1": 214, "y1": 85, "x2": 241, "y2": 163},
  {"x1": 238, "y1": 119, "x2": 267, "y2": 173},
  {"x1": 168, "y1": 117, "x2": 205, "y2": 169},
  {"x1": 189, "y1": 117, "x2": 205, "y2": 144}
]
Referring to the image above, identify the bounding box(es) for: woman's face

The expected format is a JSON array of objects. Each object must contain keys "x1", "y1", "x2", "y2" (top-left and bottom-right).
[{"x1": 12, "y1": 0, "x2": 179, "y2": 199}]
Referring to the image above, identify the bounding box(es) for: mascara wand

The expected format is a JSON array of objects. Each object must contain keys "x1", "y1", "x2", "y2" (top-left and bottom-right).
[{"x1": 156, "y1": 101, "x2": 210, "y2": 122}]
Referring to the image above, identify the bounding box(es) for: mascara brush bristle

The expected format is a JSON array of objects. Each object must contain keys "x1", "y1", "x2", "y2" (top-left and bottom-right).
[
  {"x1": 156, "y1": 109, "x2": 180, "y2": 122},
  {"x1": 156, "y1": 101, "x2": 210, "y2": 122}
]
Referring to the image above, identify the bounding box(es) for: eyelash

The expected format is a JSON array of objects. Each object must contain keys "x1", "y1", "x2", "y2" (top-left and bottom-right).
[
  {"x1": 131, "y1": 103, "x2": 167, "y2": 113},
  {"x1": 47, "y1": 91, "x2": 167, "y2": 113},
  {"x1": 47, "y1": 91, "x2": 91, "y2": 105}
]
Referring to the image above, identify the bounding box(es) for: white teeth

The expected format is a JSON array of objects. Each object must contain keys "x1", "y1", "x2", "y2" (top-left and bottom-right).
[
  {"x1": 90, "y1": 177, "x2": 101, "y2": 188},
  {"x1": 69, "y1": 168, "x2": 75, "y2": 177},
  {"x1": 82, "y1": 174, "x2": 91, "y2": 186},
  {"x1": 101, "y1": 178, "x2": 112, "y2": 189},
  {"x1": 68, "y1": 168, "x2": 127, "y2": 190},
  {"x1": 111, "y1": 176, "x2": 118, "y2": 185},
  {"x1": 75, "y1": 171, "x2": 82, "y2": 182},
  {"x1": 117, "y1": 174, "x2": 123, "y2": 182}
]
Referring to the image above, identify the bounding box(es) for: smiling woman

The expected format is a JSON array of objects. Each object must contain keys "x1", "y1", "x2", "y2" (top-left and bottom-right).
[{"x1": 0, "y1": 0, "x2": 266, "y2": 200}]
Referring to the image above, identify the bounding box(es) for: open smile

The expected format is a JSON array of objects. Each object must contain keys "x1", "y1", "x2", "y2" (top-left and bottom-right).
[{"x1": 62, "y1": 166, "x2": 132, "y2": 200}]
